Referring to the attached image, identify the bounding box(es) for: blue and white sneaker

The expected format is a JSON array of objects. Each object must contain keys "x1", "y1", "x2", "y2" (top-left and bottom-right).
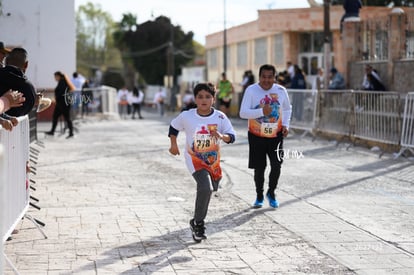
[
  {"x1": 266, "y1": 193, "x2": 279, "y2": 208},
  {"x1": 253, "y1": 198, "x2": 264, "y2": 208}
]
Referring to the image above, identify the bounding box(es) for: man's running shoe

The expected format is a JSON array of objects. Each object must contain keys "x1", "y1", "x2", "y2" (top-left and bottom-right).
[
  {"x1": 253, "y1": 198, "x2": 264, "y2": 208},
  {"x1": 190, "y1": 219, "x2": 206, "y2": 242},
  {"x1": 266, "y1": 192, "x2": 279, "y2": 208}
]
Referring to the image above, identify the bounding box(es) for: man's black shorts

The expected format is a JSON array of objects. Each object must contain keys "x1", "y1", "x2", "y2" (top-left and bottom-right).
[{"x1": 248, "y1": 131, "x2": 284, "y2": 169}]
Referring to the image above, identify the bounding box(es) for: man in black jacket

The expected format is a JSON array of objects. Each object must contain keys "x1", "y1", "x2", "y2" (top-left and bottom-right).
[{"x1": 0, "y1": 47, "x2": 36, "y2": 117}]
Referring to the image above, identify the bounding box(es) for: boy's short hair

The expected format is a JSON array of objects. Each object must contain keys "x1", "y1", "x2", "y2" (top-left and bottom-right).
[{"x1": 193, "y1": 83, "x2": 216, "y2": 97}]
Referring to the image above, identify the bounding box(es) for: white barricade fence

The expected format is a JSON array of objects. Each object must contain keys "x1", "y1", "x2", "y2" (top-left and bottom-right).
[
  {"x1": 353, "y1": 90, "x2": 402, "y2": 145},
  {"x1": 0, "y1": 116, "x2": 30, "y2": 244},
  {"x1": 287, "y1": 89, "x2": 318, "y2": 137},
  {"x1": 82, "y1": 85, "x2": 118, "y2": 115},
  {"x1": 98, "y1": 85, "x2": 118, "y2": 114},
  {"x1": 0, "y1": 145, "x2": 4, "y2": 274},
  {"x1": 395, "y1": 92, "x2": 414, "y2": 158},
  {"x1": 316, "y1": 90, "x2": 354, "y2": 137}
]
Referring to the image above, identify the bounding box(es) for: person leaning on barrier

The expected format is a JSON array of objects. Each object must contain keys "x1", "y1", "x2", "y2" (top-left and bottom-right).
[
  {"x1": 0, "y1": 90, "x2": 25, "y2": 131},
  {"x1": 0, "y1": 89, "x2": 25, "y2": 114},
  {"x1": 0, "y1": 47, "x2": 36, "y2": 117},
  {"x1": 362, "y1": 65, "x2": 386, "y2": 91},
  {"x1": 328, "y1": 67, "x2": 346, "y2": 90}
]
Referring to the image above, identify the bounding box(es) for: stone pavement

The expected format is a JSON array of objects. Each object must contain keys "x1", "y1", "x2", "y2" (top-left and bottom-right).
[{"x1": 4, "y1": 108, "x2": 414, "y2": 274}]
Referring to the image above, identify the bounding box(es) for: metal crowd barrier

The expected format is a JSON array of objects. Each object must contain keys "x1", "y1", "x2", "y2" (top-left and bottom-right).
[
  {"x1": 288, "y1": 89, "x2": 413, "y2": 157},
  {"x1": 1, "y1": 116, "x2": 30, "y2": 274},
  {"x1": 81, "y1": 85, "x2": 118, "y2": 115},
  {"x1": 395, "y1": 92, "x2": 414, "y2": 158},
  {"x1": 287, "y1": 89, "x2": 318, "y2": 138},
  {"x1": 0, "y1": 115, "x2": 30, "y2": 244},
  {"x1": 0, "y1": 145, "x2": 4, "y2": 274},
  {"x1": 353, "y1": 91, "x2": 402, "y2": 145},
  {"x1": 316, "y1": 90, "x2": 354, "y2": 137},
  {"x1": 28, "y1": 109, "x2": 38, "y2": 143}
]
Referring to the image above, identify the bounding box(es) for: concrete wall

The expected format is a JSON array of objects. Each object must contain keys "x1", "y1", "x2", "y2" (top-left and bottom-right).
[{"x1": 0, "y1": 0, "x2": 76, "y2": 90}]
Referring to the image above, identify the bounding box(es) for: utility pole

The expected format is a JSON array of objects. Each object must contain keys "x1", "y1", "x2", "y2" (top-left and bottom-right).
[
  {"x1": 223, "y1": 0, "x2": 227, "y2": 74},
  {"x1": 167, "y1": 23, "x2": 174, "y2": 90},
  {"x1": 323, "y1": 0, "x2": 331, "y2": 89},
  {"x1": 167, "y1": 22, "x2": 175, "y2": 110}
]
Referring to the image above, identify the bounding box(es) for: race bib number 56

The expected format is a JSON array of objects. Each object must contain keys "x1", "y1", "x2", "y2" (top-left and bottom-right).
[{"x1": 261, "y1": 123, "x2": 277, "y2": 137}]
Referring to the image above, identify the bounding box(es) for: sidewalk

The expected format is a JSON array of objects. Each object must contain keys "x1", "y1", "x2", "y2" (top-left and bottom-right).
[{"x1": 4, "y1": 109, "x2": 414, "y2": 274}]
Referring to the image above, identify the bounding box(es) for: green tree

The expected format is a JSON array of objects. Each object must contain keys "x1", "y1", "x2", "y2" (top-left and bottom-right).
[
  {"x1": 76, "y1": 2, "x2": 122, "y2": 81},
  {"x1": 114, "y1": 15, "x2": 195, "y2": 86}
]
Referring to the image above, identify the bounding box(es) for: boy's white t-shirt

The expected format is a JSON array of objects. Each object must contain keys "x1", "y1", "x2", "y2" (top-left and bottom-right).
[{"x1": 170, "y1": 108, "x2": 235, "y2": 181}]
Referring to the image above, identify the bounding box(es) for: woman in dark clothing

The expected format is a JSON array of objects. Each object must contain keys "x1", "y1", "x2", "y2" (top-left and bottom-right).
[
  {"x1": 45, "y1": 71, "x2": 75, "y2": 138},
  {"x1": 290, "y1": 65, "x2": 306, "y2": 121}
]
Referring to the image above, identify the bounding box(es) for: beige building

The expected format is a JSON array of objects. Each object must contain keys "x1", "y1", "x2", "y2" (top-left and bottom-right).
[{"x1": 205, "y1": 5, "x2": 414, "y2": 114}]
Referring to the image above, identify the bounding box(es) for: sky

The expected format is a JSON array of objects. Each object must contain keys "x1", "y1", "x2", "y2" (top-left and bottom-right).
[{"x1": 74, "y1": 0, "x2": 323, "y2": 44}]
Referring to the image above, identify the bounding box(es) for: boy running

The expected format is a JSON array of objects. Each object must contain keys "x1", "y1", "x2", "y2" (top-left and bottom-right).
[{"x1": 168, "y1": 83, "x2": 236, "y2": 242}]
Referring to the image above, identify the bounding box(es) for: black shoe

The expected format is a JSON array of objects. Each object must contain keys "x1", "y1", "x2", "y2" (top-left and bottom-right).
[
  {"x1": 45, "y1": 131, "x2": 54, "y2": 136},
  {"x1": 66, "y1": 133, "x2": 74, "y2": 139},
  {"x1": 190, "y1": 219, "x2": 206, "y2": 242}
]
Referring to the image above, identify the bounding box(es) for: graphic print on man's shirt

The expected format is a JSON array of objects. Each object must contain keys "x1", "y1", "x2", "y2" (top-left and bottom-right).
[
  {"x1": 249, "y1": 93, "x2": 282, "y2": 138},
  {"x1": 189, "y1": 123, "x2": 222, "y2": 181}
]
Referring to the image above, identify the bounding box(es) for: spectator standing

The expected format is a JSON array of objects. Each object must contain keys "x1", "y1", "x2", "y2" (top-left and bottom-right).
[
  {"x1": 45, "y1": 71, "x2": 76, "y2": 139},
  {"x1": 168, "y1": 83, "x2": 236, "y2": 242},
  {"x1": 153, "y1": 87, "x2": 167, "y2": 117},
  {"x1": 182, "y1": 89, "x2": 196, "y2": 111},
  {"x1": 241, "y1": 70, "x2": 255, "y2": 92},
  {"x1": 239, "y1": 70, "x2": 255, "y2": 112},
  {"x1": 328, "y1": 68, "x2": 346, "y2": 90},
  {"x1": 117, "y1": 86, "x2": 130, "y2": 119},
  {"x1": 0, "y1": 47, "x2": 36, "y2": 118},
  {"x1": 286, "y1": 61, "x2": 295, "y2": 87},
  {"x1": 312, "y1": 67, "x2": 325, "y2": 91},
  {"x1": 71, "y1": 72, "x2": 85, "y2": 118},
  {"x1": 239, "y1": 64, "x2": 292, "y2": 209},
  {"x1": 217, "y1": 72, "x2": 234, "y2": 116},
  {"x1": 362, "y1": 65, "x2": 386, "y2": 91},
  {"x1": 130, "y1": 86, "x2": 144, "y2": 119},
  {"x1": 81, "y1": 79, "x2": 93, "y2": 118},
  {"x1": 290, "y1": 64, "x2": 307, "y2": 121}
]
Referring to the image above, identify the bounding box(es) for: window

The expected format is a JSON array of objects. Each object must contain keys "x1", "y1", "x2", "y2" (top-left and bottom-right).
[
  {"x1": 273, "y1": 34, "x2": 284, "y2": 65},
  {"x1": 300, "y1": 33, "x2": 311, "y2": 52},
  {"x1": 208, "y1": 48, "x2": 217, "y2": 68},
  {"x1": 254, "y1": 38, "x2": 267, "y2": 65},
  {"x1": 406, "y1": 31, "x2": 414, "y2": 58},
  {"x1": 299, "y1": 32, "x2": 330, "y2": 53},
  {"x1": 237, "y1": 42, "x2": 247, "y2": 66}
]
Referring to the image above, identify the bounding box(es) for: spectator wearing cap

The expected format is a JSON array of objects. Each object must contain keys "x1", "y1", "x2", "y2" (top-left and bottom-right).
[
  {"x1": 328, "y1": 68, "x2": 346, "y2": 90},
  {"x1": 0, "y1": 41, "x2": 11, "y2": 67}
]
